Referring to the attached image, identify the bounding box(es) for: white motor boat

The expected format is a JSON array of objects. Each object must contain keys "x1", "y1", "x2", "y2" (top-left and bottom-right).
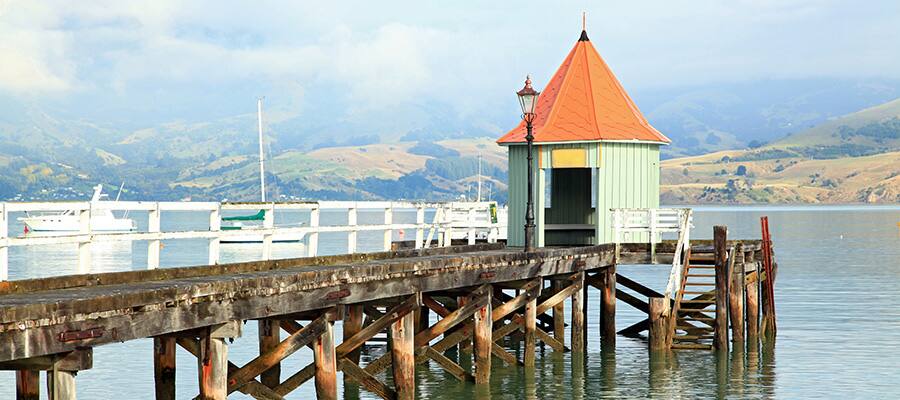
[{"x1": 19, "y1": 184, "x2": 137, "y2": 233}]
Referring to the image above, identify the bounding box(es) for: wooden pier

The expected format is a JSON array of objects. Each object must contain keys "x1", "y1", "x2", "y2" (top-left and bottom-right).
[{"x1": 0, "y1": 231, "x2": 777, "y2": 399}]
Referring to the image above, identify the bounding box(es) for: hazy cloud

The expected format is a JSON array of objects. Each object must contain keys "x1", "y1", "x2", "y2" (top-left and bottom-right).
[{"x1": 1, "y1": 0, "x2": 899, "y2": 112}]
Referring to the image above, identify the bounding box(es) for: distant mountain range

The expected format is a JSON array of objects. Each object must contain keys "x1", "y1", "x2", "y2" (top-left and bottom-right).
[{"x1": 1, "y1": 78, "x2": 900, "y2": 203}]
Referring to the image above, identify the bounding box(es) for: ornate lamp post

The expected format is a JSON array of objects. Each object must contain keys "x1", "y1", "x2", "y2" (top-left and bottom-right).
[{"x1": 517, "y1": 75, "x2": 539, "y2": 252}]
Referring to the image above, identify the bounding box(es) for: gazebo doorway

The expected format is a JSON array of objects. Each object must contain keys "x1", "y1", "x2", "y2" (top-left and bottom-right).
[{"x1": 544, "y1": 167, "x2": 596, "y2": 245}]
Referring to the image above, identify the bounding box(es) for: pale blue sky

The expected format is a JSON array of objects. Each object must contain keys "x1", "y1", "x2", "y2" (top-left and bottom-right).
[{"x1": 2, "y1": 0, "x2": 899, "y2": 123}]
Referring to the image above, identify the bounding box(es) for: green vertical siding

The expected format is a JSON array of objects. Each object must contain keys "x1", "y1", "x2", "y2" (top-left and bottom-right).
[
  {"x1": 506, "y1": 141, "x2": 661, "y2": 247},
  {"x1": 595, "y1": 142, "x2": 660, "y2": 243},
  {"x1": 507, "y1": 145, "x2": 526, "y2": 247}
]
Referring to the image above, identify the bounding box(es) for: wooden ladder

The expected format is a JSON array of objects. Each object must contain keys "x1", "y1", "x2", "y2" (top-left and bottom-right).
[{"x1": 670, "y1": 249, "x2": 717, "y2": 350}]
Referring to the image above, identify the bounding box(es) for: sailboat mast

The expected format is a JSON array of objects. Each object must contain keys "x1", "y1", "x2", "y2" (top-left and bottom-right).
[
  {"x1": 476, "y1": 153, "x2": 482, "y2": 202},
  {"x1": 257, "y1": 98, "x2": 266, "y2": 202}
]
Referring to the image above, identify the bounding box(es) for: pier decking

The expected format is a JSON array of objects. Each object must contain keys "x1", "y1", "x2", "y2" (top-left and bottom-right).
[{"x1": 0, "y1": 235, "x2": 776, "y2": 400}]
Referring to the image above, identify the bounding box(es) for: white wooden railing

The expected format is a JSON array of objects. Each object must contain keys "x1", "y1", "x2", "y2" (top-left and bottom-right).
[
  {"x1": 611, "y1": 208, "x2": 693, "y2": 309},
  {"x1": 0, "y1": 201, "x2": 505, "y2": 281}
]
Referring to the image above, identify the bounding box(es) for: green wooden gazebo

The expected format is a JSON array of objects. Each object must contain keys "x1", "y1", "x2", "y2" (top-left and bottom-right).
[{"x1": 498, "y1": 29, "x2": 670, "y2": 247}]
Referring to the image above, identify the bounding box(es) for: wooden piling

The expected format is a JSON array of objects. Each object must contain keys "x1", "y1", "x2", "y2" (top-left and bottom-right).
[
  {"x1": 648, "y1": 297, "x2": 668, "y2": 351},
  {"x1": 552, "y1": 280, "x2": 566, "y2": 347},
  {"x1": 761, "y1": 261, "x2": 777, "y2": 341},
  {"x1": 728, "y1": 248, "x2": 745, "y2": 343},
  {"x1": 258, "y1": 320, "x2": 281, "y2": 388},
  {"x1": 16, "y1": 370, "x2": 40, "y2": 400},
  {"x1": 416, "y1": 306, "x2": 430, "y2": 334},
  {"x1": 524, "y1": 288, "x2": 537, "y2": 367},
  {"x1": 473, "y1": 289, "x2": 493, "y2": 385},
  {"x1": 601, "y1": 265, "x2": 617, "y2": 345},
  {"x1": 314, "y1": 321, "x2": 337, "y2": 400},
  {"x1": 199, "y1": 337, "x2": 228, "y2": 400},
  {"x1": 713, "y1": 226, "x2": 729, "y2": 351},
  {"x1": 343, "y1": 305, "x2": 364, "y2": 366},
  {"x1": 46, "y1": 370, "x2": 77, "y2": 400},
  {"x1": 153, "y1": 336, "x2": 176, "y2": 400},
  {"x1": 391, "y1": 308, "x2": 416, "y2": 400},
  {"x1": 760, "y1": 216, "x2": 777, "y2": 340},
  {"x1": 746, "y1": 251, "x2": 760, "y2": 340},
  {"x1": 458, "y1": 295, "x2": 472, "y2": 352},
  {"x1": 571, "y1": 272, "x2": 585, "y2": 354}
]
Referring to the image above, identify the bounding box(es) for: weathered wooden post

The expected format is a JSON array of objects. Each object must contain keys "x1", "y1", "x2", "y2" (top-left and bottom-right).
[
  {"x1": 648, "y1": 297, "x2": 668, "y2": 351},
  {"x1": 601, "y1": 265, "x2": 617, "y2": 346},
  {"x1": 551, "y1": 280, "x2": 566, "y2": 347},
  {"x1": 524, "y1": 288, "x2": 537, "y2": 367},
  {"x1": 746, "y1": 250, "x2": 760, "y2": 340},
  {"x1": 761, "y1": 262, "x2": 777, "y2": 341},
  {"x1": 343, "y1": 305, "x2": 364, "y2": 368},
  {"x1": 729, "y1": 247, "x2": 745, "y2": 343},
  {"x1": 760, "y1": 216, "x2": 777, "y2": 341},
  {"x1": 16, "y1": 370, "x2": 40, "y2": 399},
  {"x1": 314, "y1": 319, "x2": 337, "y2": 400},
  {"x1": 457, "y1": 295, "x2": 472, "y2": 352},
  {"x1": 416, "y1": 306, "x2": 430, "y2": 334},
  {"x1": 473, "y1": 288, "x2": 493, "y2": 385},
  {"x1": 713, "y1": 226, "x2": 729, "y2": 351},
  {"x1": 258, "y1": 320, "x2": 280, "y2": 388},
  {"x1": 391, "y1": 307, "x2": 416, "y2": 400},
  {"x1": 47, "y1": 370, "x2": 77, "y2": 400},
  {"x1": 198, "y1": 322, "x2": 240, "y2": 400},
  {"x1": 154, "y1": 336, "x2": 176, "y2": 400},
  {"x1": 571, "y1": 272, "x2": 585, "y2": 354}
]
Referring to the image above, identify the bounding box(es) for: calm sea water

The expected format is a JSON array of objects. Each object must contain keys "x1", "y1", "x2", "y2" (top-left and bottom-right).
[{"x1": 2, "y1": 206, "x2": 900, "y2": 399}]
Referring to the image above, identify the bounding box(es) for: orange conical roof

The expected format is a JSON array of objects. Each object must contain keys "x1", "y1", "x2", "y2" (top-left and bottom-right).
[{"x1": 498, "y1": 30, "x2": 669, "y2": 145}]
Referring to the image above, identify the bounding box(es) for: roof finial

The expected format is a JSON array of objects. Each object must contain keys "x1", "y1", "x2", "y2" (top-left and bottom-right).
[{"x1": 579, "y1": 12, "x2": 590, "y2": 41}]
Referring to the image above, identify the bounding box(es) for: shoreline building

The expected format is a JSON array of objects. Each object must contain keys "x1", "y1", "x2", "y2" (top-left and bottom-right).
[{"x1": 498, "y1": 29, "x2": 670, "y2": 247}]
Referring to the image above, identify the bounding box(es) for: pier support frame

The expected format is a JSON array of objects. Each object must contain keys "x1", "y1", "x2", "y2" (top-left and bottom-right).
[
  {"x1": 600, "y1": 265, "x2": 617, "y2": 346},
  {"x1": 713, "y1": 226, "x2": 729, "y2": 351},
  {"x1": 16, "y1": 370, "x2": 40, "y2": 400},
  {"x1": 154, "y1": 336, "x2": 176, "y2": 400}
]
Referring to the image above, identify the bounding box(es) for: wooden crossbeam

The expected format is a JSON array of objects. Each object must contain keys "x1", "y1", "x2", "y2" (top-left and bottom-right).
[
  {"x1": 275, "y1": 295, "x2": 419, "y2": 397},
  {"x1": 616, "y1": 291, "x2": 716, "y2": 336},
  {"x1": 614, "y1": 273, "x2": 664, "y2": 298},
  {"x1": 415, "y1": 285, "x2": 491, "y2": 348},
  {"x1": 615, "y1": 289, "x2": 649, "y2": 314},
  {"x1": 176, "y1": 338, "x2": 284, "y2": 400},
  {"x1": 420, "y1": 281, "x2": 540, "y2": 366},
  {"x1": 340, "y1": 359, "x2": 396, "y2": 399},
  {"x1": 227, "y1": 316, "x2": 327, "y2": 394},
  {"x1": 366, "y1": 286, "x2": 489, "y2": 379}
]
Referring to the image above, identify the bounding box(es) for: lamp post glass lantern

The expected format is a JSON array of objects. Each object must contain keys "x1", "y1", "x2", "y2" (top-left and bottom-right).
[{"x1": 517, "y1": 75, "x2": 540, "y2": 252}]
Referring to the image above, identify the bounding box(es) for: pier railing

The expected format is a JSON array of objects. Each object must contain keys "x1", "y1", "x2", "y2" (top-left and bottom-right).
[
  {"x1": 0, "y1": 200, "x2": 505, "y2": 281},
  {"x1": 610, "y1": 207, "x2": 693, "y2": 307}
]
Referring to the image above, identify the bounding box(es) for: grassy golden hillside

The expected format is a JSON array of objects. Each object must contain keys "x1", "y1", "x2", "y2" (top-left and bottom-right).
[
  {"x1": 662, "y1": 149, "x2": 900, "y2": 204},
  {"x1": 662, "y1": 97, "x2": 900, "y2": 204},
  {"x1": 171, "y1": 137, "x2": 507, "y2": 200}
]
